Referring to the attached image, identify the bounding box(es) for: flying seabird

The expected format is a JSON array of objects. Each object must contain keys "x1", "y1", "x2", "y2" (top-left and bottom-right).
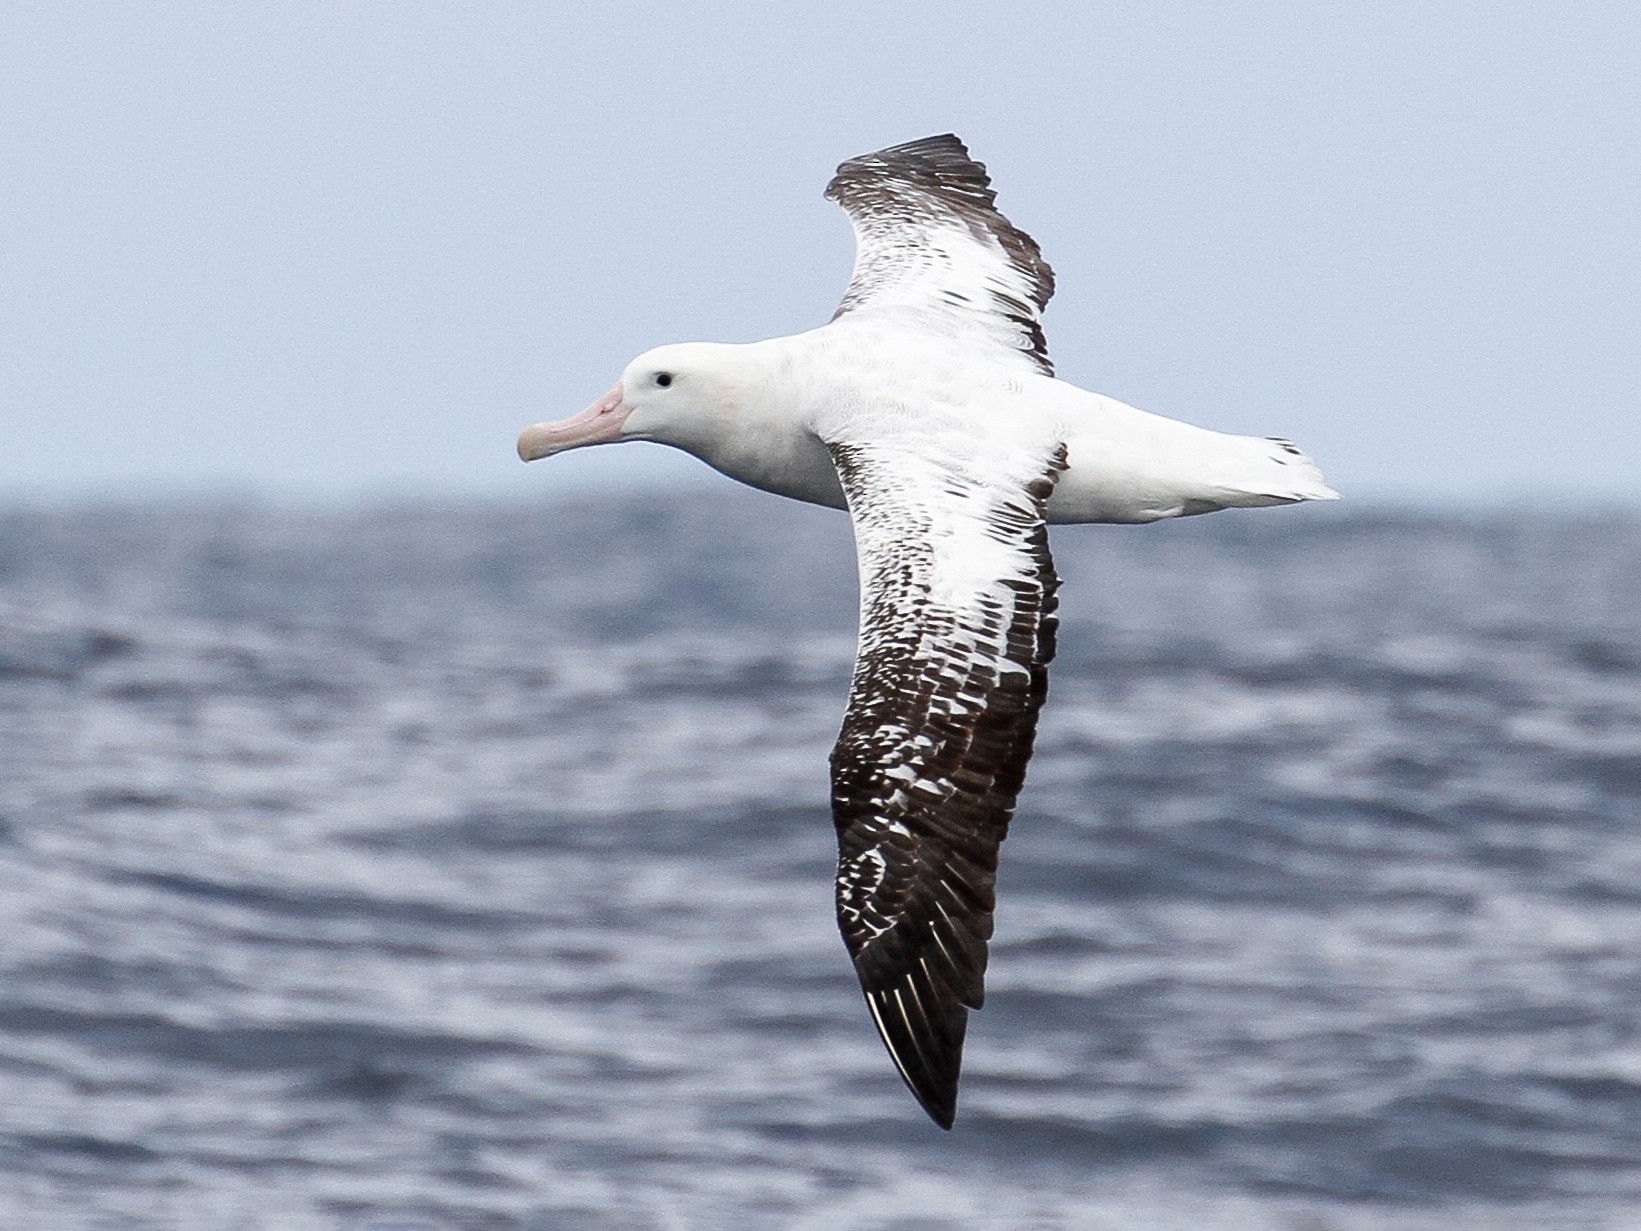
[{"x1": 518, "y1": 134, "x2": 1336, "y2": 1128}]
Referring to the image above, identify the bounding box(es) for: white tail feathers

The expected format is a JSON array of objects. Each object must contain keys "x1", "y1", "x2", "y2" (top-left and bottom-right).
[
  {"x1": 1230, "y1": 436, "x2": 1340, "y2": 506},
  {"x1": 1047, "y1": 392, "x2": 1339, "y2": 524}
]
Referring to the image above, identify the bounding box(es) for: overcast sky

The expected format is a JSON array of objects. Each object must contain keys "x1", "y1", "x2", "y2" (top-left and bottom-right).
[{"x1": 3, "y1": 3, "x2": 1636, "y2": 505}]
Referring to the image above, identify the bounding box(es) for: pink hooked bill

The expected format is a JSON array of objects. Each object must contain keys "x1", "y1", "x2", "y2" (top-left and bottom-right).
[{"x1": 517, "y1": 383, "x2": 630, "y2": 461}]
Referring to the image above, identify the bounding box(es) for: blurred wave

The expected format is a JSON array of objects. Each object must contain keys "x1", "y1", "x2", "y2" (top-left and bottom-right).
[{"x1": 1, "y1": 495, "x2": 1638, "y2": 1229}]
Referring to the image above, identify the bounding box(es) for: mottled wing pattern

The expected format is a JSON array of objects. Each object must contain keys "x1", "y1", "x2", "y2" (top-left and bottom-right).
[
  {"x1": 826, "y1": 437, "x2": 1065, "y2": 1128},
  {"x1": 825, "y1": 134, "x2": 1057, "y2": 376}
]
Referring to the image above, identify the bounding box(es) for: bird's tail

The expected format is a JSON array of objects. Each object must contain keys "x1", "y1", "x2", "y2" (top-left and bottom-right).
[{"x1": 1209, "y1": 436, "x2": 1339, "y2": 508}]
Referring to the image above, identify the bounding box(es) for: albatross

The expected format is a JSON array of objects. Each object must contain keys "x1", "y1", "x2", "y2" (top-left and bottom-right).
[{"x1": 518, "y1": 134, "x2": 1336, "y2": 1128}]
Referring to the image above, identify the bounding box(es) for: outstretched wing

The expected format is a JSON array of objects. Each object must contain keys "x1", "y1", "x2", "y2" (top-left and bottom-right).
[
  {"x1": 826, "y1": 435, "x2": 1064, "y2": 1128},
  {"x1": 826, "y1": 134, "x2": 1057, "y2": 376}
]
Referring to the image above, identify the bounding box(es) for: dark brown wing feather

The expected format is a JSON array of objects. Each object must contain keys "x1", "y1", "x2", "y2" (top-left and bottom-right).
[
  {"x1": 827, "y1": 438, "x2": 1064, "y2": 1128},
  {"x1": 825, "y1": 134, "x2": 1056, "y2": 376}
]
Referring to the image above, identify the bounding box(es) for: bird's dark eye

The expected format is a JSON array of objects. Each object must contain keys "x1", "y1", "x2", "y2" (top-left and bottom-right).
[{"x1": 654, "y1": 372, "x2": 674, "y2": 388}]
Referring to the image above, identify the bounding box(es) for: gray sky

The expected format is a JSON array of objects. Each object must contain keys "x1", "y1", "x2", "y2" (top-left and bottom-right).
[{"x1": 4, "y1": 2, "x2": 1637, "y2": 504}]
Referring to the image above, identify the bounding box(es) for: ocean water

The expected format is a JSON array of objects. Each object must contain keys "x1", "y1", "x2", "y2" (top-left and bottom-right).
[{"x1": 1, "y1": 492, "x2": 1639, "y2": 1230}]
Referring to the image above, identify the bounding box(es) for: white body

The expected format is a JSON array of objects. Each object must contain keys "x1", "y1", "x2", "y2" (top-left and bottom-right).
[{"x1": 636, "y1": 324, "x2": 1335, "y2": 526}]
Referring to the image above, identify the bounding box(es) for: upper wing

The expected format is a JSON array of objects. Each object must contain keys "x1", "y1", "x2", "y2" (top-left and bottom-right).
[
  {"x1": 826, "y1": 134, "x2": 1056, "y2": 376},
  {"x1": 825, "y1": 434, "x2": 1064, "y2": 1128}
]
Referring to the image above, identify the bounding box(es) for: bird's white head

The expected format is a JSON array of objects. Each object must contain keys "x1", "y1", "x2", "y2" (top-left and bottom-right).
[{"x1": 517, "y1": 342, "x2": 747, "y2": 463}]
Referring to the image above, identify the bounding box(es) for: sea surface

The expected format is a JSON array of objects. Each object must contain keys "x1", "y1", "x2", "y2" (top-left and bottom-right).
[{"x1": 1, "y1": 493, "x2": 1639, "y2": 1230}]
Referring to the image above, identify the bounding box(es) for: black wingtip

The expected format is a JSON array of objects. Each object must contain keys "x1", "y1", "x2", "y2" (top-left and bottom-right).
[
  {"x1": 896, "y1": 1036, "x2": 959, "y2": 1129},
  {"x1": 898, "y1": 1030, "x2": 961, "y2": 1130},
  {"x1": 896, "y1": 1051, "x2": 958, "y2": 1130},
  {"x1": 829, "y1": 133, "x2": 985, "y2": 197},
  {"x1": 861, "y1": 981, "x2": 968, "y2": 1130},
  {"x1": 870, "y1": 132, "x2": 972, "y2": 164},
  {"x1": 832, "y1": 131, "x2": 964, "y2": 163}
]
